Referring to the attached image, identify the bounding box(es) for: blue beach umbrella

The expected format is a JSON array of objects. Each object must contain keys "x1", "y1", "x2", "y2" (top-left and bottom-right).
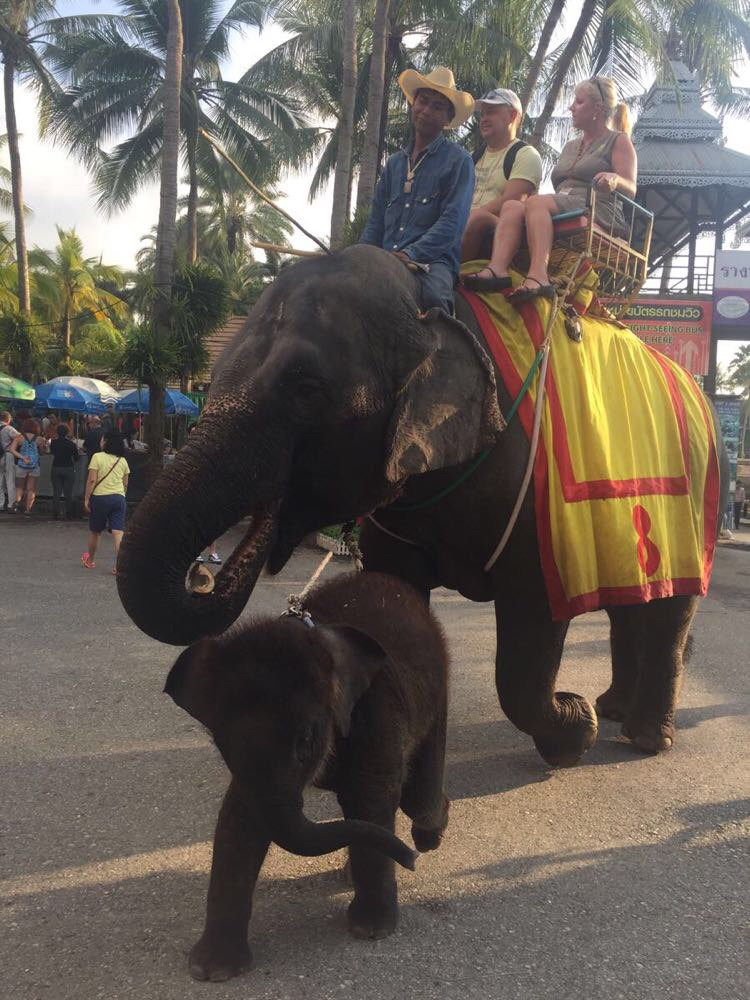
[
  {"x1": 33, "y1": 381, "x2": 108, "y2": 414},
  {"x1": 115, "y1": 387, "x2": 199, "y2": 417}
]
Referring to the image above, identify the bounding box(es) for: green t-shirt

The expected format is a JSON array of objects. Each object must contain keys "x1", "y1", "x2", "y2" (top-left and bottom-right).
[{"x1": 89, "y1": 452, "x2": 130, "y2": 496}]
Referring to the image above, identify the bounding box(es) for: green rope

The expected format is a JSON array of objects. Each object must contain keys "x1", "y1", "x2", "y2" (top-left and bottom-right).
[{"x1": 391, "y1": 348, "x2": 545, "y2": 513}]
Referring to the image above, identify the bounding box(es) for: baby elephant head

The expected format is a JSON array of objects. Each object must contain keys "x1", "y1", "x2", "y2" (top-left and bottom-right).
[{"x1": 165, "y1": 618, "x2": 416, "y2": 870}]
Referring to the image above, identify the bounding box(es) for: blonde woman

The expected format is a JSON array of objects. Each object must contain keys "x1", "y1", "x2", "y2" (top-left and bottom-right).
[{"x1": 468, "y1": 76, "x2": 637, "y2": 303}]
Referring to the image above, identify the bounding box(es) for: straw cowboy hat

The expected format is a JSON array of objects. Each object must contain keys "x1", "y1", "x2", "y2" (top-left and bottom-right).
[{"x1": 398, "y1": 66, "x2": 475, "y2": 129}]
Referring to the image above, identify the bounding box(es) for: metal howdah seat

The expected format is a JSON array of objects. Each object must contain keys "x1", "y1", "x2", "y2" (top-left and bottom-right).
[{"x1": 512, "y1": 188, "x2": 654, "y2": 317}]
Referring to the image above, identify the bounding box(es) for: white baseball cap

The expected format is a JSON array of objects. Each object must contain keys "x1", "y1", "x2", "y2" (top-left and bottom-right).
[{"x1": 476, "y1": 88, "x2": 523, "y2": 115}]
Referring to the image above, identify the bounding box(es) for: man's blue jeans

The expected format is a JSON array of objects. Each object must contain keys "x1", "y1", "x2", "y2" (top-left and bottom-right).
[{"x1": 415, "y1": 261, "x2": 456, "y2": 314}]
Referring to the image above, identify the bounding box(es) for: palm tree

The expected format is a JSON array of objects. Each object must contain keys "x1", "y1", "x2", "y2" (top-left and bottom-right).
[
  {"x1": 0, "y1": 1, "x2": 60, "y2": 319},
  {"x1": 728, "y1": 344, "x2": 750, "y2": 458},
  {"x1": 356, "y1": 0, "x2": 390, "y2": 216},
  {"x1": 44, "y1": 0, "x2": 304, "y2": 265},
  {"x1": 29, "y1": 226, "x2": 128, "y2": 373},
  {"x1": 149, "y1": 0, "x2": 183, "y2": 479},
  {"x1": 0, "y1": 133, "x2": 31, "y2": 217},
  {"x1": 330, "y1": 0, "x2": 357, "y2": 247}
]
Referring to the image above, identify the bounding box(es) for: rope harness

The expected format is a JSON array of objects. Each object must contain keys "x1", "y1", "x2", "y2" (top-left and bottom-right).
[{"x1": 285, "y1": 521, "x2": 363, "y2": 619}]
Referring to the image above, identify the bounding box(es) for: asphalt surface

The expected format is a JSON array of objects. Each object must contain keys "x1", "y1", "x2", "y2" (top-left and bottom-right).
[{"x1": 1, "y1": 516, "x2": 748, "y2": 1000}]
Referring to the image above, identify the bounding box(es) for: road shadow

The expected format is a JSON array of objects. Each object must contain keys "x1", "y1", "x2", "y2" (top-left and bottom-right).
[{"x1": 2, "y1": 798, "x2": 747, "y2": 1000}]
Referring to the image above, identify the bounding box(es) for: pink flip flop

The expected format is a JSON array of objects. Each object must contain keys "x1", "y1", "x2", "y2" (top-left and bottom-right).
[{"x1": 81, "y1": 553, "x2": 96, "y2": 569}]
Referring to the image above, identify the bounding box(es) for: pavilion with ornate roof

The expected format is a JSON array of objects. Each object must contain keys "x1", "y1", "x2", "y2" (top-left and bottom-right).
[{"x1": 632, "y1": 60, "x2": 750, "y2": 392}]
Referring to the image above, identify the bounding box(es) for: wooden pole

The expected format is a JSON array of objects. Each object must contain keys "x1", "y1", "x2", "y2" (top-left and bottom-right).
[
  {"x1": 251, "y1": 241, "x2": 323, "y2": 258},
  {"x1": 705, "y1": 186, "x2": 726, "y2": 398},
  {"x1": 199, "y1": 130, "x2": 330, "y2": 254}
]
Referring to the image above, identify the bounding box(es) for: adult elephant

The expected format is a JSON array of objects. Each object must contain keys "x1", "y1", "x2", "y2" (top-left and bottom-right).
[{"x1": 118, "y1": 245, "x2": 727, "y2": 766}]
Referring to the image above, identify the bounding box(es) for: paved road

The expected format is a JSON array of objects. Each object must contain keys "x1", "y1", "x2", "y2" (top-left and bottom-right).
[{"x1": 1, "y1": 517, "x2": 748, "y2": 1000}]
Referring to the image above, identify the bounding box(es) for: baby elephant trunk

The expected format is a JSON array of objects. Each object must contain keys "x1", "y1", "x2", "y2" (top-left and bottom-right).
[{"x1": 268, "y1": 804, "x2": 416, "y2": 871}]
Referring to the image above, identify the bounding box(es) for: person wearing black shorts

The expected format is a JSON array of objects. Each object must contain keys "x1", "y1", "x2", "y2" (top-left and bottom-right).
[{"x1": 82, "y1": 431, "x2": 130, "y2": 574}]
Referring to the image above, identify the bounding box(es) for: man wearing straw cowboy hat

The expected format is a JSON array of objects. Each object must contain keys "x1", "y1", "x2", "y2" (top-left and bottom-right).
[{"x1": 361, "y1": 66, "x2": 475, "y2": 314}]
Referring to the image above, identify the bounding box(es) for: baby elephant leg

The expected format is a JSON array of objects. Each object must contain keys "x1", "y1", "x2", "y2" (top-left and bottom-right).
[
  {"x1": 338, "y1": 783, "x2": 401, "y2": 940},
  {"x1": 401, "y1": 700, "x2": 450, "y2": 852},
  {"x1": 189, "y1": 781, "x2": 269, "y2": 982}
]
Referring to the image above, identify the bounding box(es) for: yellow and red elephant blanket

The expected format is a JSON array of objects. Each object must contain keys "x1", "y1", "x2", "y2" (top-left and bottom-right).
[{"x1": 458, "y1": 285, "x2": 721, "y2": 621}]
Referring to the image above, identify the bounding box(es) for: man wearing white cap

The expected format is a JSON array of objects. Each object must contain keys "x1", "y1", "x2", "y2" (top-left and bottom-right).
[
  {"x1": 361, "y1": 67, "x2": 475, "y2": 313},
  {"x1": 461, "y1": 88, "x2": 543, "y2": 289}
]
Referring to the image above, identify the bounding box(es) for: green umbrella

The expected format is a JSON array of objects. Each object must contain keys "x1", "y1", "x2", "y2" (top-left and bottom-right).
[{"x1": 0, "y1": 371, "x2": 35, "y2": 402}]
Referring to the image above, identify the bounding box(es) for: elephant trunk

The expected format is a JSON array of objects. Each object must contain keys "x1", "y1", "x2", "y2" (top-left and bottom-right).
[
  {"x1": 267, "y1": 802, "x2": 416, "y2": 870},
  {"x1": 117, "y1": 412, "x2": 289, "y2": 646}
]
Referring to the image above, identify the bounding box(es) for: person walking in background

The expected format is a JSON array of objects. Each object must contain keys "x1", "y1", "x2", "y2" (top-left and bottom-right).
[
  {"x1": 0, "y1": 411, "x2": 18, "y2": 512},
  {"x1": 9, "y1": 418, "x2": 45, "y2": 516},
  {"x1": 82, "y1": 431, "x2": 130, "y2": 573},
  {"x1": 83, "y1": 415, "x2": 103, "y2": 463},
  {"x1": 50, "y1": 424, "x2": 80, "y2": 520},
  {"x1": 734, "y1": 480, "x2": 746, "y2": 530}
]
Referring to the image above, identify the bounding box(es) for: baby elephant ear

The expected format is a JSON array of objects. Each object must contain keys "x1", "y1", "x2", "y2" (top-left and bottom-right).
[
  {"x1": 316, "y1": 626, "x2": 388, "y2": 737},
  {"x1": 164, "y1": 638, "x2": 222, "y2": 729}
]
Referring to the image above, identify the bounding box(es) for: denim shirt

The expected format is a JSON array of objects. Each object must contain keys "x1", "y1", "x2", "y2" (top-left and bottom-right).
[{"x1": 360, "y1": 135, "x2": 474, "y2": 276}]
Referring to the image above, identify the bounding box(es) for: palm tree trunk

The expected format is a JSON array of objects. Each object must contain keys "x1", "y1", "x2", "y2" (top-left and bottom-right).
[
  {"x1": 519, "y1": 0, "x2": 567, "y2": 112},
  {"x1": 3, "y1": 54, "x2": 31, "y2": 317},
  {"x1": 356, "y1": 0, "x2": 391, "y2": 215},
  {"x1": 530, "y1": 0, "x2": 598, "y2": 149},
  {"x1": 740, "y1": 402, "x2": 749, "y2": 459},
  {"x1": 330, "y1": 0, "x2": 358, "y2": 248},
  {"x1": 63, "y1": 310, "x2": 72, "y2": 372},
  {"x1": 149, "y1": 0, "x2": 184, "y2": 485},
  {"x1": 186, "y1": 122, "x2": 199, "y2": 264}
]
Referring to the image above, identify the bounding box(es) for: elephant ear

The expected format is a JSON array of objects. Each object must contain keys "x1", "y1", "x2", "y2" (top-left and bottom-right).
[
  {"x1": 385, "y1": 307, "x2": 505, "y2": 483},
  {"x1": 315, "y1": 625, "x2": 388, "y2": 737},
  {"x1": 164, "y1": 638, "x2": 222, "y2": 729}
]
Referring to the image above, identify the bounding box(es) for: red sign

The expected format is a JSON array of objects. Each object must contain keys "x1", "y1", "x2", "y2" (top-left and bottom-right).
[{"x1": 623, "y1": 298, "x2": 712, "y2": 375}]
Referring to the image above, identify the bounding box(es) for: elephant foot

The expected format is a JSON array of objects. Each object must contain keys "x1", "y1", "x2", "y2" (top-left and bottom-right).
[
  {"x1": 622, "y1": 717, "x2": 674, "y2": 754},
  {"x1": 347, "y1": 896, "x2": 399, "y2": 940},
  {"x1": 533, "y1": 693, "x2": 598, "y2": 768},
  {"x1": 412, "y1": 796, "x2": 450, "y2": 853},
  {"x1": 595, "y1": 687, "x2": 631, "y2": 722},
  {"x1": 188, "y1": 934, "x2": 252, "y2": 982}
]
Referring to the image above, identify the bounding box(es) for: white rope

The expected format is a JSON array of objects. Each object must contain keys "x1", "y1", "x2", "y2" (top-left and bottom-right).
[
  {"x1": 287, "y1": 551, "x2": 333, "y2": 615},
  {"x1": 483, "y1": 338, "x2": 551, "y2": 571},
  {"x1": 484, "y1": 286, "x2": 573, "y2": 571}
]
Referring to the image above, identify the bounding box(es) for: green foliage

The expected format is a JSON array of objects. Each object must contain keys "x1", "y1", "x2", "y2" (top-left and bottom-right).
[
  {"x1": 116, "y1": 260, "x2": 231, "y2": 386},
  {"x1": 0, "y1": 310, "x2": 48, "y2": 381},
  {"x1": 29, "y1": 225, "x2": 128, "y2": 371},
  {"x1": 114, "y1": 320, "x2": 182, "y2": 389},
  {"x1": 42, "y1": 0, "x2": 308, "y2": 214}
]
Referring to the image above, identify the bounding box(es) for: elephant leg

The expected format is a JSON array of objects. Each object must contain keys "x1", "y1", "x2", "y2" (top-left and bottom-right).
[
  {"x1": 621, "y1": 595, "x2": 697, "y2": 754},
  {"x1": 189, "y1": 780, "x2": 269, "y2": 982},
  {"x1": 495, "y1": 598, "x2": 598, "y2": 767},
  {"x1": 338, "y1": 782, "x2": 401, "y2": 940},
  {"x1": 400, "y1": 696, "x2": 450, "y2": 852},
  {"x1": 596, "y1": 605, "x2": 644, "y2": 721}
]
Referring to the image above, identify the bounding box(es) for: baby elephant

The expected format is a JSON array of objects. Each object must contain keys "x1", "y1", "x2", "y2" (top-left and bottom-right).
[{"x1": 165, "y1": 571, "x2": 450, "y2": 982}]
